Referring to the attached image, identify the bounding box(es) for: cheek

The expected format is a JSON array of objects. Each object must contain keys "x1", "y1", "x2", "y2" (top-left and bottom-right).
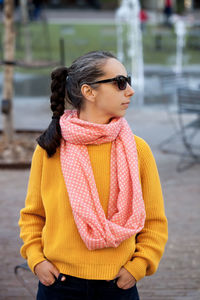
[
  {"x1": 100, "y1": 97, "x2": 116, "y2": 110},
  {"x1": 99, "y1": 90, "x2": 120, "y2": 107},
  {"x1": 95, "y1": 86, "x2": 124, "y2": 111}
]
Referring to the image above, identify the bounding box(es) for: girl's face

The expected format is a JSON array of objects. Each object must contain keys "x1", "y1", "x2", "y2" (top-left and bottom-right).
[
  {"x1": 93, "y1": 58, "x2": 134, "y2": 120},
  {"x1": 79, "y1": 58, "x2": 135, "y2": 124}
]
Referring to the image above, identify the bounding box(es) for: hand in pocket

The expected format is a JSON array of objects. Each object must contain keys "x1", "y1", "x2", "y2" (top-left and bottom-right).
[
  {"x1": 108, "y1": 267, "x2": 136, "y2": 290},
  {"x1": 34, "y1": 260, "x2": 66, "y2": 286}
]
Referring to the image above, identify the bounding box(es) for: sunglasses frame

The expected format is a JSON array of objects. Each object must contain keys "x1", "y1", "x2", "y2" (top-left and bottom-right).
[{"x1": 83, "y1": 75, "x2": 132, "y2": 90}]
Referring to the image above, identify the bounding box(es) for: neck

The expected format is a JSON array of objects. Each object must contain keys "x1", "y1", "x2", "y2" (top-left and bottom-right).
[{"x1": 78, "y1": 109, "x2": 113, "y2": 124}]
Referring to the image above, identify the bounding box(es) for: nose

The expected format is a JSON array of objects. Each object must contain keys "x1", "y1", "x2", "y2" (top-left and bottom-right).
[{"x1": 125, "y1": 84, "x2": 135, "y2": 97}]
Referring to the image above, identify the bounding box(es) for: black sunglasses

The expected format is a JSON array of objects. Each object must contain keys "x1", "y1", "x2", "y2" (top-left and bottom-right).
[{"x1": 85, "y1": 75, "x2": 132, "y2": 91}]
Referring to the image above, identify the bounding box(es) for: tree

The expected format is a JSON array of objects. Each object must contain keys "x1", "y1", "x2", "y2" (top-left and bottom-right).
[{"x1": 2, "y1": 0, "x2": 15, "y2": 145}]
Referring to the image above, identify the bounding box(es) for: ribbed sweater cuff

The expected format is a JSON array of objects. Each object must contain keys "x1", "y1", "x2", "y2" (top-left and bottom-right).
[
  {"x1": 27, "y1": 254, "x2": 46, "y2": 274},
  {"x1": 123, "y1": 257, "x2": 148, "y2": 282}
]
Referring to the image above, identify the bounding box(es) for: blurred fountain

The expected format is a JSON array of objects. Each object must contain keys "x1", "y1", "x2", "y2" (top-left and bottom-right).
[
  {"x1": 115, "y1": 0, "x2": 144, "y2": 105},
  {"x1": 174, "y1": 18, "x2": 186, "y2": 74}
]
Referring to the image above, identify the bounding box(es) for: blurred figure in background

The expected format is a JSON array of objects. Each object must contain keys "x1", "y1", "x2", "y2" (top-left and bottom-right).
[
  {"x1": 32, "y1": 0, "x2": 42, "y2": 20},
  {"x1": 0, "y1": 0, "x2": 3, "y2": 10},
  {"x1": 29, "y1": 0, "x2": 44, "y2": 21},
  {"x1": 139, "y1": 6, "x2": 148, "y2": 32},
  {"x1": 163, "y1": 0, "x2": 173, "y2": 26}
]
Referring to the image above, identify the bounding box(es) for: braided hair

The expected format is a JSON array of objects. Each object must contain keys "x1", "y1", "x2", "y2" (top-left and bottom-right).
[{"x1": 37, "y1": 50, "x2": 116, "y2": 157}]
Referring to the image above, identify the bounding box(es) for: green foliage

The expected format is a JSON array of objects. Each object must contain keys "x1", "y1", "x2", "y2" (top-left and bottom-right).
[
  {"x1": 176, "y1": 0, "x2": 185, "y2": 15},
  {"x1": 14, "y1": 22, "x2": 117, "y2": 73},
  {"x1": 1, "y1": 21, "x2": 199, "y2": 74}
]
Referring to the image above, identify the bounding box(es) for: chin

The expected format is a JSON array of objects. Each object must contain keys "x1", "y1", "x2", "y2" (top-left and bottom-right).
[
  {"x1": 108, "y1": 110, "x2": 126, "y2": 121},
  {"x1": 113, "y1": 112, "x2": 126, "y2": 120},
  {"x1": 118, "y1": 110, "x2": 126, "y2": 117}
]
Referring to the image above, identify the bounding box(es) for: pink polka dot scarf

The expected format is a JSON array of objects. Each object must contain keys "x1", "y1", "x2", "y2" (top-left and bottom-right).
[{"x1": 59, "y1": 110, "x2": 146, "y2": 250}]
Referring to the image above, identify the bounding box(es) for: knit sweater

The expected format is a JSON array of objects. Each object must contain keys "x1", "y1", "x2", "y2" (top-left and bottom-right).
[{"x1": 19, "y1": 135, "x2": 168, "y2": 282}]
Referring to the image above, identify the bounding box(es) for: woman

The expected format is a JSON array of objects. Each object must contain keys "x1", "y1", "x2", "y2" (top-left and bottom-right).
[{"x1": 19, "y1": 50, "x2": 168, "y2": 300}]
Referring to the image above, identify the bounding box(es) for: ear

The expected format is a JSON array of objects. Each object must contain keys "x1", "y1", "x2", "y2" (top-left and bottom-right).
[{"x1": 81, "y1": 84, "x2": 97, "y2": 103}]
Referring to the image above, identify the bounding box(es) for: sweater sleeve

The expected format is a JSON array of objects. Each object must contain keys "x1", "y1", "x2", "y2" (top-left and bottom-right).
[
  {"x1": 18, "y1": 145, "x2": 46, "y2": 273},
  {"x1": 123, "y1": 137, "x2": 168, "y2": 282}
]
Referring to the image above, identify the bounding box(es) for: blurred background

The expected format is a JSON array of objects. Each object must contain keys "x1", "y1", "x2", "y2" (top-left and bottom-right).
[{"x1": 0, "y1": 0, "x2": 200, "y2": 299}]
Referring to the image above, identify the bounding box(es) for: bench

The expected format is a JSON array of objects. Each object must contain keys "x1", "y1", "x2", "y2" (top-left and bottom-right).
[
  {"x1": 176, "y1": 88, "x2": 200, "y2": 170},
  {"x1": 159, "y1": 86, "x2": 200, "y2": 171}
]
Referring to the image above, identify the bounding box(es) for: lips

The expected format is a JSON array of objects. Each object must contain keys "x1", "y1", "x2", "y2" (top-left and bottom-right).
[{"x1": 121, "y1": 102, "x2": 130, "y2": 105}]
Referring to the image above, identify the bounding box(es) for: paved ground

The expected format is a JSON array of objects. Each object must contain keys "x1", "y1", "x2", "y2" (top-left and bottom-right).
[{"x1": 0, "y1": 102, "x2": 200, "y2": 299}]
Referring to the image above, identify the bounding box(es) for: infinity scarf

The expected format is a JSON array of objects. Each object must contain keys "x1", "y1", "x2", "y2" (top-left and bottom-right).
[{"x1": 59, "y1": 110, "x2": 146, "y2": 250}]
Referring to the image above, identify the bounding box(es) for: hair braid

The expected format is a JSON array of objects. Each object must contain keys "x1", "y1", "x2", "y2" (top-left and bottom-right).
[
  {"x1": 36, "y1": 67, "x2": 68, "y2": 157},
  {"x1": 51, "y1": 67, "x2": 68, "y2": 118}
]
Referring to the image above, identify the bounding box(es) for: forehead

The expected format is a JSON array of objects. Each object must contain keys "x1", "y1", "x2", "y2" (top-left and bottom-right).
[{"x1": 101, "y1": 58, "x2": 127, "y2": 77}]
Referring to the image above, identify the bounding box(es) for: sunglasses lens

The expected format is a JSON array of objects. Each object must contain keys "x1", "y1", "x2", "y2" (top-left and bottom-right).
[
  {"x1": 116, "y1": 76, "x2": 131, "y2": 90},
  {"x1": 117, "y1": 77, "x2": 127, "y2": 90}
]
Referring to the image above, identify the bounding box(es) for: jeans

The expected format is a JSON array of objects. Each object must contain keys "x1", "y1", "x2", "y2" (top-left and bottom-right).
[{"x1": 36, "y1": 273, "x2": 140, "y2": 300}]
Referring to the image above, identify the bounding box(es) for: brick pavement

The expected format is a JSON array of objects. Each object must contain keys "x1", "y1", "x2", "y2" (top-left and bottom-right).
[{"x1": 0, "y1": 106, "x2": 200, "y2": 299}]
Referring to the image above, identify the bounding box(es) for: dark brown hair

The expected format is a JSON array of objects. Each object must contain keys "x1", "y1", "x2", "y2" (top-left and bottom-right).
[{"x1": 36, "y1": 50, "x2": 116, "y2": 157}]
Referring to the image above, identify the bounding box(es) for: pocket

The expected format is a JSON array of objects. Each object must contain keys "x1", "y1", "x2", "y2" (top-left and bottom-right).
[
  {"x1": 48, "y1": 281, "x2": 57, "y2": 288},
  {"x1": 111, "y1": 279, "x2": 137, "y2": 292},
  {"x1": 40, "y1": 280, "x2": 59, "y2": 288},
  {"x1": 115, "y1": 283, "x2": 140, "y2": 299},
  {"x1": 50, "y1": 274, "x2": 86, "y2": 297},
  {"x1": 40, "y1": 275, "x2": 62, "y2": 289}
]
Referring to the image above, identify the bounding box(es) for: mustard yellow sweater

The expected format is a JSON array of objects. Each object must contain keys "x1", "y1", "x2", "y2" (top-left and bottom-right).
[{"x1": 19, "y1": 135, "x2": 168, "y2": 282}]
